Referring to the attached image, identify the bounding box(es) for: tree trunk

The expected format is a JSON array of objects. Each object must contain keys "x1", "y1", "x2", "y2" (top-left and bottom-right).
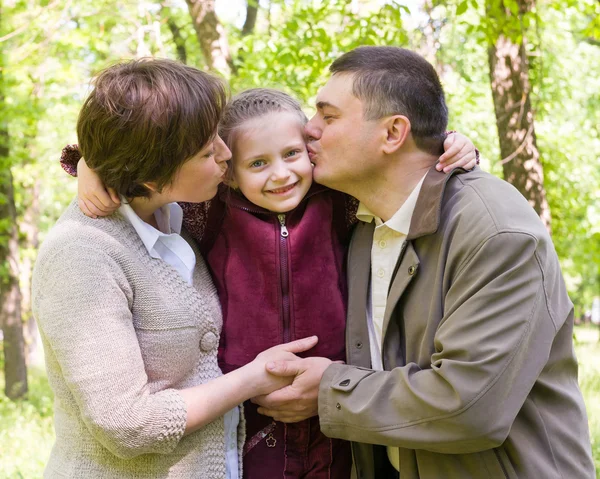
[
  {"x1": 162, "y1": 7, "x2": 188, "y2": 64},
  {"x1": 0, "y1": 2, "x2": 28, "y2": 399},
  {"x1": 0, "y1": 166, "x2": 28, "y2": 399},
  {"x1": 185, "y1": 0, "x2": 235, "y2": 75},
  {"x1": 487, "y1": 0, "x2": 551, "y2": 232},
  {"x1": 242, "y1": 0, "x2": 258, "y2": 36},
  {"x1": 20, "y1": 179, "x2": 42, "y2": 366}
]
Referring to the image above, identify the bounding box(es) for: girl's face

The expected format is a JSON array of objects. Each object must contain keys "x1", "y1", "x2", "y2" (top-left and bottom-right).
[{"x1": 230, "y1": 111, "x2": 313, "y2": 213}]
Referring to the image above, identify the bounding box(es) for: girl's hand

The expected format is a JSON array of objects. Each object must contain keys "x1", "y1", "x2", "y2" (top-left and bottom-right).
[
  {"x1": 249, "y1": 336, "x2": 319, "y2": 396},
  {"x1": 77, "y1": 158, "x2": 120, "y2": 218},
  {"x1": 437, "y1": 132, "x2": 480, "y2": 173}
]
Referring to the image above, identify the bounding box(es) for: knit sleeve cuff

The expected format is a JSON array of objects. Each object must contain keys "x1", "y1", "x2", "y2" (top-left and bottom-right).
[{"x1": 153, "y1": 389, "x2": 188, "y2": 454}]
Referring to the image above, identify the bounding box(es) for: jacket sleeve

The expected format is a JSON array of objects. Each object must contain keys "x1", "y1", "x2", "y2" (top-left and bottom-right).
[
  {"x1": 318, "y1": 231, "x2": 565, "y2": 454},
  {"x1": 33, "y1": 243, "x2": 188, "y2": 459},
  {"x1": 179, "y1": 201, "x2": 212, "y2": 246},
  {"x1": 60, "y1": 144, "x2": 81, "y2": 177},
  {"x1": 344, "y1": 194, "x2": 359, "y2": 230}
]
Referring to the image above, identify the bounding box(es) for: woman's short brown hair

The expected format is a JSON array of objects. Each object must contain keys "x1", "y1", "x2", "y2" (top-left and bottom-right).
[{"x1": 77, "y1": 58, "x2": 227, "y2": 199}]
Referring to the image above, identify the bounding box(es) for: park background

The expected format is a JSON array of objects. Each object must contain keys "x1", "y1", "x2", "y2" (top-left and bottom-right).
[{"x1": 0, "y1": 0, "x2": 599, "y2": 476}]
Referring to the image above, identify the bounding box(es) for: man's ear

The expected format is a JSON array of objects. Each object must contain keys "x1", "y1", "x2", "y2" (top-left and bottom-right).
[{"x1": 382, "y1": 115, "x2": 410, "y2": 155}]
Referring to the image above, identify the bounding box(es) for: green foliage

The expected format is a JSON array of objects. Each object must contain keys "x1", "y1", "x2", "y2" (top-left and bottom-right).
[
  {"x1": 1, "y1": 1, "x2": 596, "y2": 314},
  {"x1": 427, "y1": 0, "x2": 600, "y2": 314},
  {"x1": 0, "y1": 357, "x2": 54, "y2": 478},
  {"x1": 228, "y1": 0, "x2": 410, "y2": 105},
  {"x1": 574, "y1": 325, "x2": 600, "y2": 477}
]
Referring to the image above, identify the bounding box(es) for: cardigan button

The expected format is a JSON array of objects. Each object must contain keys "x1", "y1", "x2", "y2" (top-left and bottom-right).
[
  {"x1": 336, "y1": 403, "x2": 341, "y2": 410},
  {"x1": 408, "y1": 265, "x2": 417, "y2": 275},
  {"x1": 200, "y1": 332, "x2": 218, "y2": 352},
  {"x1": 355, "y1": 341, "x2": 363, "y2": 349}
]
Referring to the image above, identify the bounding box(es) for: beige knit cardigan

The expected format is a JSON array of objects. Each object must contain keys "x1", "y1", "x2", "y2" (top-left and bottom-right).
[{"x1": 32, "y1": 200, "x2": 243, "y2": 478}]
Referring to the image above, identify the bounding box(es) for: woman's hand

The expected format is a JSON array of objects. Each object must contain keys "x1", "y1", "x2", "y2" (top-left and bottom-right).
[
  {"x1": 437, "y1": 132, "x2": 480, "y2": 173},
  {"x1": 181, "y1": 336, "x2": 319, "y2": 435},
  {"x1": 77, "y1": 158, "x2": 121, "y2": 218},
  {"x1": 248, "y1": 336, "x2": 319, "y2": 397}
]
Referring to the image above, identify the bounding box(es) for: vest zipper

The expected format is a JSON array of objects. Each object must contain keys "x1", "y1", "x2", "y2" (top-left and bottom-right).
[{"x1": 277, "y1": 214, "x2": 291, "y2": 343}]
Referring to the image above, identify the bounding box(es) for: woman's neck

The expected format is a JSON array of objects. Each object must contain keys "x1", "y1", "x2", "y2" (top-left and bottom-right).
[{"x1": 129, "y1": 196, "x2": 164, "y2": 229}]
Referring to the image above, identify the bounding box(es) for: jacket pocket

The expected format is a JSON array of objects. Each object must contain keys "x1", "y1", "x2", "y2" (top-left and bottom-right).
[{"x1": 330, "y1": 367, "x2": 376, "y2": 393}]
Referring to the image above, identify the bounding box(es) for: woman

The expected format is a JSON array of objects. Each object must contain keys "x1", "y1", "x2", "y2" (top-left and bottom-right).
[{"x1": 32, "y1": 58, "x2": 316, "y2": 478}]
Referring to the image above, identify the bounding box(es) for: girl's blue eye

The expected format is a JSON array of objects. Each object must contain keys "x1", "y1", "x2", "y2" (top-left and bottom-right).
[
  {"x1": 284, "y1": 150, "x2": 299, "y2": 158},
  {"x1": 250, "y1": 160, "x2": 266, "y2": 168}
]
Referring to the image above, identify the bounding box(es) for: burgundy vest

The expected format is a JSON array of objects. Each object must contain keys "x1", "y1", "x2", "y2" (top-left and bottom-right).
[
  {"x1": 186, "y1": 185, "x2": 354, "y2": 478},
  {"x1": 201, "y1": 184, "x2": 350, "y2": 372}
]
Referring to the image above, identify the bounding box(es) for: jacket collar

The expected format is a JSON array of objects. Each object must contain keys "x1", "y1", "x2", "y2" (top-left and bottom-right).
[
  {"x1": 406, "y1": 165, "x2": 471, "y2": 241},
  {"x1": 356, "y1": 173, "x2": 427, "y2": 235}
]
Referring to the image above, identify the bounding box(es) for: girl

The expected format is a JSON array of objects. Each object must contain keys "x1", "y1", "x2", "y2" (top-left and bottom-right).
[{"x1": 62, "y1": 88, "x2": 478, "y2": 478}]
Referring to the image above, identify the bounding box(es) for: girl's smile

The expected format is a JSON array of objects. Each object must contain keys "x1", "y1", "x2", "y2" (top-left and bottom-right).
[{"x1": 266, "y1": 181, "x2": 299, "y2": 195}]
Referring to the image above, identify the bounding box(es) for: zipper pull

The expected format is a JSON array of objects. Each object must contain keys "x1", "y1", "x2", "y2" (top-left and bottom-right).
[{"x1": 277, "y1": 214, "x2": 289, "y2": 237}]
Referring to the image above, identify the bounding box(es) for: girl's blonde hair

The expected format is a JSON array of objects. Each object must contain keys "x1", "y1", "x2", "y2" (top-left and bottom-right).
[{"x1": 219, "y1": 88, "x2": 308, "y2": 154}]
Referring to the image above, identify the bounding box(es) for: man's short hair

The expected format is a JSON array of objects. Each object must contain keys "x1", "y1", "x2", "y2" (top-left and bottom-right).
[
  {"x1": 77, "y1": 58, "x2": 227, "y2": 199},
  {"x1": 330, "y1": 46, "x2": 448, "y2": 155}
]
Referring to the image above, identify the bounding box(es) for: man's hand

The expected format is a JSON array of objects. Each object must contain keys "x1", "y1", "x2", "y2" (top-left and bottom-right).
[
  {"x1": 248, "y1": 336, "x2": 319, "y2": 397},
  {"x1": 251, "y1": 356, "x2": 334, "y2": 423}
]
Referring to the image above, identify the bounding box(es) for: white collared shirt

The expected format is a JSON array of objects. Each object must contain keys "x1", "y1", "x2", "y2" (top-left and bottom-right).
[
  {"x1": 356, "y1": 174, "x2": 426, "y2": 471},
  {"x1": 119, "y1": 201, "x2": 196, "y2": 284},
  {"x1": 119, "y1": 200, "x2": 239, "y2": 479}
]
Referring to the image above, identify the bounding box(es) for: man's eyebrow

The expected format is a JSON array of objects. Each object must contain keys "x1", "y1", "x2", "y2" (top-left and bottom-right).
[{"x1": 316, "y1": 101, "x2": 339, "y2": 111}]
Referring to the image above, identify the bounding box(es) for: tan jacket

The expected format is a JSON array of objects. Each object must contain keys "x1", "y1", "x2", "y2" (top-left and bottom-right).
[{"x1": 318, "y1": 167, "x2": 594, "y2": 479}]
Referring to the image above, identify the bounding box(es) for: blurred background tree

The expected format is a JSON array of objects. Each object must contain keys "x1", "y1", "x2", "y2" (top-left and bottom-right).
[{"x1": 0, "y1": 0, "x2": 598, "y2": 475}]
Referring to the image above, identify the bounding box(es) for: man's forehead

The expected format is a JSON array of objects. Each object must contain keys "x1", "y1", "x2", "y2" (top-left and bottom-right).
[{"x1": 315, "y1": 73, "x2": 356, "y2": 107}]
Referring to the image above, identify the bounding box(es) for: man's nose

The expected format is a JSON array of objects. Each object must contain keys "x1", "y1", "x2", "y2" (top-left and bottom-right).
[
  {"x1": 305, "y1": 115, "x2": 321, "y2": 141},
  {"x1": 214, "y1": 135, "x2": 232, "y2": 163}
]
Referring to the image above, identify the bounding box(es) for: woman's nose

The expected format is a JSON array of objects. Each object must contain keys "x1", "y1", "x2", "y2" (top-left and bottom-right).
[{"x1": 214, "y1": 135, "x2": 232, "y2": 163}]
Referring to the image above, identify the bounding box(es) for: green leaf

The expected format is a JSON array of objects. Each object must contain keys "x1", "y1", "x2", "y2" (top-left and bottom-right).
[{"x1": 457, "y1": 1, "x2": 469, "y2": 16}]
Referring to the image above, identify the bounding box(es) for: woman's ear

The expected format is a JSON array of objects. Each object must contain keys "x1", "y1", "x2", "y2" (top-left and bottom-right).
[
  {"x1": 382, "y1": 115, "x2": 410, "y2": 155},
  {"x1": 142, "y1": 182, "x2": 159, "y2": 193}
]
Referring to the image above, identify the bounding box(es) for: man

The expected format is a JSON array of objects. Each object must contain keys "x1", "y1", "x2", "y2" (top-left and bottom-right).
[{"x1": 253, "y1": 46, "x2": 595, "y2": 478}]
